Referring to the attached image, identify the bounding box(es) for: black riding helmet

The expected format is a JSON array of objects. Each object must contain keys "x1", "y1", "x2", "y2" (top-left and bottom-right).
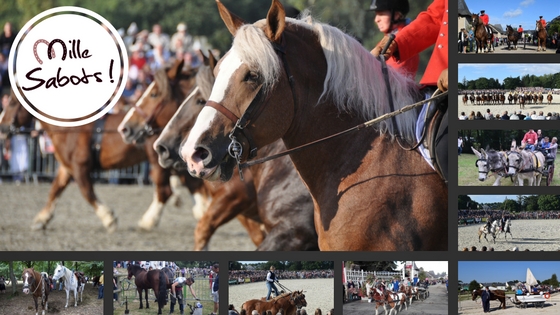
[
  {"x1": 369, "y1": 0, "x2": 409, "y2": 15},
  {"x1": 368, "y1": 0, "x2": 409, "y2": 31}
]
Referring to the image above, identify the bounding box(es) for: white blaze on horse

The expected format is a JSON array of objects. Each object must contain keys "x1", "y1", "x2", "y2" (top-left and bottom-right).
[
  {"x1": 52, "y1": 264, "x2": 80, "y2": 308},
  {"x1": 22, "y1": 268, "x2": 49, "y2": 315}
]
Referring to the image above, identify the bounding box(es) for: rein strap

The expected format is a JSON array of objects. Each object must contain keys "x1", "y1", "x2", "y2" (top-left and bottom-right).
[{"x1": 240, "y1": 91, "x2": 448, "y2": 169}]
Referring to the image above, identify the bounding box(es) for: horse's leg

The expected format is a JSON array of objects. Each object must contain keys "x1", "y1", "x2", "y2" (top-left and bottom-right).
[
  {"x1": 137, "y1": 146, "x2": 173, "y2": 230},
  {"x1": 33, "y1": 295, "x2": 39, "y2": 315},
  {"x1": 72, "y1": 162, "x2": 118, "y2": 232},
  {"x1": 145, "y1": 288, "x2": 149, "y2": 309},
  {"x1": 194, "y1": 181, "x2": 263, "y2": 251},
  {"x1": 31, "y1": 165, "x2": 72, "y2": 230},
  {"x1": 138, "y1": 288, "x2": 143, "y2": 309},
  {"x1": 64, "y1": 288, "x2": 69, "y2": 308}
]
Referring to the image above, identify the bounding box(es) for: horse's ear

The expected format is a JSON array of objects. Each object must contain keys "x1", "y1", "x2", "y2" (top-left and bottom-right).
[
  {"x1": 169, "y1": 59, "x2": 185, "y2": 82},
  {"x1": 208, "y1": 49, "x2": 218, "y2": 71},
  {"x1": 201, "y1": 49, "x2": 210, "y2": 66},
  {"x1": 472, "y1": 147, "x2": 481, "y2": 158},
  {"x1": 216, "y1": 0, "x2": 245, "y2": 36},
  {"x1": 265, "y1": 0, "x2": 286, "y2": 43}
]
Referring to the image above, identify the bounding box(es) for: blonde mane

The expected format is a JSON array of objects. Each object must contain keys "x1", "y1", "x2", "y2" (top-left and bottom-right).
[{"x1": 232, "y1": 14, "x2": 421, "y2": 142}]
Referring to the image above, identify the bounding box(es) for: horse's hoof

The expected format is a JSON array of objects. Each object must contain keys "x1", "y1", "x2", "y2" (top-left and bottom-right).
[
  {"x1": 137, "y1": 218, "x2": 156, "y2": 231},
  {"x1": 30, "y1": 221, "x2": 46, "y2": 231},
  {"x1": 106, "y1": 217, "x2": 118, "y2": 234}
]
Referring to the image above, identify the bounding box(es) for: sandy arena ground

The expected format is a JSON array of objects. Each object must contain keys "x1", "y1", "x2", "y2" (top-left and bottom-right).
[
  {"x1": 0, "y1": 182, "x2": 255, "y2": 251},
  {"x1": 457, "y1": 96, "x2": 560, "y2": 120},
  {"x1": 229, "y1": 278, "x2": 334, "y2": 314},
  {"x1": 343, "y1": 283, "x2": 448, "y2": 315},
  {"x1": 460, "y1": 43, "x2": 559, "y2": 54},
  {"x1": 458, "y1": 292, "x2": 559, "y2": 314},
  {"x1": 458, "y1": 220, "x2": 560, "y2": 251}
]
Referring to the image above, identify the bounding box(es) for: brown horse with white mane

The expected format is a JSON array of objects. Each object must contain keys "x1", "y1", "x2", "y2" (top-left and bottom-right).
[
  {"x1": 180, "y1": 0, "x2": 447, "y2": 250},
  {"x1": 22, "y1": 268, "x2": 49, "y2": 315},
  {"x1": 241, "y1": 291, "x2": 307, "y2": 315},
  {"x1": 120, "y1": 57, "x2": 318, "y2": 250}
]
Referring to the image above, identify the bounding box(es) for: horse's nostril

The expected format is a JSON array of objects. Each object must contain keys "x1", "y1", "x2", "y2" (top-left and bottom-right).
[
  {"x1": 200, "y1": 150, "x2": 209, "y2": 160},
  {"x1": 155, "y1": 144, "x2": 168, "y2": 157}
]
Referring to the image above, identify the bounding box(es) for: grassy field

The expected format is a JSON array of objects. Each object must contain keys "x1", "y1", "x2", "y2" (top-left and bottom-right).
[
  {"x1": 113, "y1": 268, "x2": 216, "y2": 315},
  {"x1": 458, "y1": 153, "x2": 559, "y2": 186}
]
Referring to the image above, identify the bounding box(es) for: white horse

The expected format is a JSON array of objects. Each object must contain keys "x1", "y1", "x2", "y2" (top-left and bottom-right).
[
  {"x1": 52, "y1": 264, "x2": 79, "y2": 308},
  {"x1": 507, "y1": 140, "x2": 545, "y2": 186},
  {"x1": 472, "y1": 147, "x2": 507, "y2": 186},
  {"x1": 478, "y1": 220, "x2": 499, "y2": 243},
  {"x1": 499, "y1": 219, "x2": 513, "y2": 240}
]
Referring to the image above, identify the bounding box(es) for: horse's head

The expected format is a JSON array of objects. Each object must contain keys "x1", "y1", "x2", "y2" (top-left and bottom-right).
[
  {"x1": 22, "y1": 268, "x2": 36, "y2": 294},
  {"x1": 118, "y1": 59, "x2": 196, "y2": 145},
  {"x1": 180, "y1": 0, "x2": 306, "y2": 181},
  {"x1": 52, "y1": 264, "x2": 65, "y2": 282},
  {"x1": 471, "y1": 14, "x2": 480, "y2": 26},
  {"x1": 0, "y1": 90, "x2": 34, "y2": 138},
  {"x1": 472, "y1": 147, "x2": 490, "y2": 181},
  {"x1": 127, "y1": 264, "x2": 136, "y2": 280},
  {"x1": 291, "y1": 290, "x2": 307, "y2": 309},
  {"x1": 472, "y1": 289, "x2": 480, "y2": 301},
  {"x1": 154, "y1": 51, "x2": 218, "y2": 170}
]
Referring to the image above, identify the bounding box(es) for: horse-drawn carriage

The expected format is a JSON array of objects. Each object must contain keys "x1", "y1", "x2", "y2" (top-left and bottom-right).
[{"x1": 510, "y1": 293, "x2": 548, "y2": 309}]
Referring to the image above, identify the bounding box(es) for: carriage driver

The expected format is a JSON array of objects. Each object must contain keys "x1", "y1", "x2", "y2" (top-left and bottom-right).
[
  {"x1": 480, "y1": 10, "x2": 492, "y2": 38},
  {"x1": 369, "y1": 0, "x2": 419, "y2": 78},
  {"x1": 170, "y1": 277, "x2": 199, "y2": 314}
]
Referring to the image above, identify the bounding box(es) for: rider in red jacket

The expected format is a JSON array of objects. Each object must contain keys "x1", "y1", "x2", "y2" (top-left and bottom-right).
[
  {"x1": 480, "y1": 10, "x2": 492, "y2": 38},
  {"x1": 538, "y1": 16, "x2": 546, "y2": 27}
]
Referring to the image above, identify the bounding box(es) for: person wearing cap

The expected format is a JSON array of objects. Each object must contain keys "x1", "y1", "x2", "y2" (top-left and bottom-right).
[
  {"x1": 517, "y1": 24, "x2": 524, "y2": 42},
  {"x1": 479, "y1": 10, "x2": 492, "y2": 38},
  {"x1": 170, "y1": 22, "x2": 193, "y2": 58},
  {"x1": 538, "y1": 16, "x2": 546, "y2": 28},
  {"x1": 170, "y1": 276, "x2": 198, "y2": 314},
  {"x1": 266, "y1": 266, "x2": 280, "y2": 301},
  {"x1": 369, "y1": 0, "x2": 419, "y2": 78},
  {"x1": 371, "y1": 0, "x2": 449, "y2": 183}
]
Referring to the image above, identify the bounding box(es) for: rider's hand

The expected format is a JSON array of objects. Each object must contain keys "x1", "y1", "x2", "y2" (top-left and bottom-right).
[
  {"x1": 437, "y1": 68, "x2": 448, "y2": 92},
  {"x1": 371, "y1": 35, "x2": 399, "y2": 60}
]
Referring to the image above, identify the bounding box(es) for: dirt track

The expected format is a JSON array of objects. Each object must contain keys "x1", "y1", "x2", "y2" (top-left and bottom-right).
[
  {"x1": 458, "y1": 220, "x2": 560, "y2": 251},
  {"x1": 0, "y1": 182, "x2": 255, "y2": 251},
  {"x1": 229, "y1": 278, "x2": 334, "y2": 314},
  {"x1": 459, "y1": 291, "x2": 560, "y2": 314}
]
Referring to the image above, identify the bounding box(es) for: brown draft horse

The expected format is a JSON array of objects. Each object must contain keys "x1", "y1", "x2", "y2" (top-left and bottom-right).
[
  {"x1": 126, "y1": 57, "x2": 318, "y2": 251},
  {"x1": 127, "y1": 264, "x2": 170, "y2": 314},
  {"x1": 506, "y1": 25, "x2": 519, "y2": 50},
  {"x1": 0, "y1": 84, "x2": 196, "y2": 233},
  {"x1": 241, "y1": 291, "x2": 307, "y2": 315},
  {"x1": 22, "y1": 268, "x2": 49, "y2": 315},
  {"x1": 180, "y1": 0, "x2": 448, "y2": 250},
  {"x1": 536, "y1": 20, "x2": 547, "y2": 52},
  {"x1": 472, "y1": 289, "x2": 506, "y2": 309},
  {"x1": 547, "y1": 93, "x2": 554, "y2": 104},
  {"x1": 471, "y1": 14, "x2": 493, "y2": 53},
  {"x1": 118, "y1": 59, "x2": 265, "y2": 250}
]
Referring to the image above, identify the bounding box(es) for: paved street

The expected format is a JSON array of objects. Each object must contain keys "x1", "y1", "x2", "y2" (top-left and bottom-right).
[{"x1": 343, "y1": 284, "x2": 448, "y2": 315}]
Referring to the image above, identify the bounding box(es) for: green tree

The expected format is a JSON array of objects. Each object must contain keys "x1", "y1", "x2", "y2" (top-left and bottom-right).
[
  {"x1": 469, "y1": 280, "x2": 480, "y2": 292},
  {"x1": 537, "y1": 195, "x2": 560, "y2": 211}
]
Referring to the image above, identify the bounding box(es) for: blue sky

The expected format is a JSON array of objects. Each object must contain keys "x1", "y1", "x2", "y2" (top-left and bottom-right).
[
  {"x1": 466, "y1": 195, "x2": 532, "y2": 204},
  {"x1": 459, "y1": 261, "x2": 560, "y2": 283},
  {"x1": 458, "y1": 64, "x2": 560, "y2": 83},
  {"x1": 464, "y1": 0, "x2": 560, "y2": 30}
]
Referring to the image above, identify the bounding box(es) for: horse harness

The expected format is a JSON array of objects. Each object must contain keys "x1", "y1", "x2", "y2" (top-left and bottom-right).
[{"x1": 508, "y1": 151, "x2": 542, "y2": 174}]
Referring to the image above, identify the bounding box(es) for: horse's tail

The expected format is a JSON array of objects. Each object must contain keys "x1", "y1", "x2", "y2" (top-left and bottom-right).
[{"x1": 158, "y1": 270, "x2": 167, "y2": 309}]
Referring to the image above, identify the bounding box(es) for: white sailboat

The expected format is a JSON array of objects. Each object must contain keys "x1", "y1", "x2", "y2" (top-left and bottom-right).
[{"x1": 525, "y1": 268, "x2": 538, "y2": 293}]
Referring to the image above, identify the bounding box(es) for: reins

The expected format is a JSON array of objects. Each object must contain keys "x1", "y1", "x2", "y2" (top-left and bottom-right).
[{"x1": 239, "y1": 91, "x2": 447, "y2": 169}]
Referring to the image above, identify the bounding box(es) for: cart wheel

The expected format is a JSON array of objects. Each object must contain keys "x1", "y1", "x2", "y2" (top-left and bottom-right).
[{"x1": 547, "y1": 165, "x2": 554, "y2": 186}]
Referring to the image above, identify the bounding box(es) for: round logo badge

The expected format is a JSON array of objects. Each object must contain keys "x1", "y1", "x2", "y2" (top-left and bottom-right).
[{"x1": 8, "y1": 7, "x2": 128, "y2": 127}]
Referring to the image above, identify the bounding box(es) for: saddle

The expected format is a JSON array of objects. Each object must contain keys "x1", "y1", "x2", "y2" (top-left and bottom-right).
[{"x1": 421, "y1": 89, "x2": 448, "y2": 184}]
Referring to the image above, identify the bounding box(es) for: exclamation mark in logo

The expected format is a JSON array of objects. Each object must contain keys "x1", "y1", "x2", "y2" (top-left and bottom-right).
[{"x1": 109, "y1": 59, "x2": 114, "y2": 83}]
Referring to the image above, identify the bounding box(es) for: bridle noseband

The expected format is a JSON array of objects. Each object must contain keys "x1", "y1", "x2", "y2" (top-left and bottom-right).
[{"x1": 204, "y1": 34, "x2": 298, "y2": 181}]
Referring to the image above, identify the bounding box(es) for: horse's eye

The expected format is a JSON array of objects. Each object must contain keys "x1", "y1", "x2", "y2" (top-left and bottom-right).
[
  {"x1": 244, "y1": 71, "x2": 259, "y2": 82},
  {"x1": 196, "y1": 99, "x2": 207, "y2": 106}
]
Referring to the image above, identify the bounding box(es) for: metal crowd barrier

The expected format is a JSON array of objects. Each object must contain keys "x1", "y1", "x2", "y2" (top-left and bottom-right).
[{"x1": 0, "y1": 136, "x2": 149, "y2": 185}]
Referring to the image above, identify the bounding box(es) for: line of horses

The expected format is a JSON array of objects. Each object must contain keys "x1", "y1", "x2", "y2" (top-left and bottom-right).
[
  {"x1": 370, "y1": 285, "x2": 428, "y2": 315},
  {"x1": 461, "y1": 92, "x2": 553, "y2": 107},
  {"x1": 21, "y1": 264, "x2": 88, "y2": 315},
  {"x1": 472, "y1": 139, "x2": 549, "y2": 187},
  {"x1": 0, "y1": 0, "x2": 448, "y2": 251},
  {"x1": 477, "y1": 218, "x2": 513, "y2": 244}
]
